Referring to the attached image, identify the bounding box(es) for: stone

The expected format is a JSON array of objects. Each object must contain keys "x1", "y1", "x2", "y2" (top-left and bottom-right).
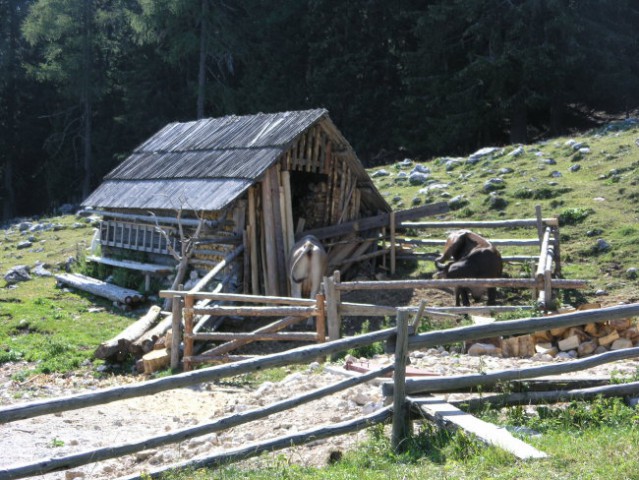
[
  {"x1": 371, "y1": 169, "x2": 390, "y2": 178},
  {"x1": 499, "y1": 167, "x2": 514, "y2": 174},
  {"x1": 468, "y1": 147, "x2": 501, "y2": 164},
  {"x1": 467, "y1": 343, "x2": 501, "y2": 357},
  {"x1": 509, "y1": 146, "x2": 524, "y2": 156},
  {"x1": 550, "y1": 171, "x2": 562, "y2": 178},
  {"x1": 445, "y1": 158, "x2": 462, "y2": 171},
  {"x1": 541, "y1": 158, "x2": 557, "y2": 165},
  {"x1": 448, "y1": 195, "x2": 468, "y2": 210},
  {"x1": 483, "y1": 177, "x2": 505, "y2": 192},
  {"x1": 487, "y1": 192, "x2": 508, "y2": 210},
  {"x1": 569, "y1": 164, "x2": 581, "y2": 172},
  {"x1": 411, "y1": 164, "x2": 430, "y2": 174},
  {"x1": 595, "y1": 289, "x2": 608, "y2": 296},
  {"x1": 33, "y1": 264, "x2": 52, "y2": 277},
  {"x1": 611, "y1": 338, "x2": 633, "y2": 350},
  {"x1": 65, "y1": 471, "x2": 86, "y2": 480},
  {"x1": 16, "y1": 241, "x2": 32, "y2": 250},
  {"x1": 626, "y1": 267, "x2": 638, "y2": 280},
  {"x1": 596, "y1": 238, "x2": 611, "y2": 251},
  {"x1": 4, "y1": 265, "x2": 31, "y2": 284},
  {"x1": 397, "y1": 158, "x2": 413, "y2": 169},
  {"x1": 409, "y1": 172, "x2": 429, "y2": 185},
  {"x1": 411, "y1": 196, "x2": 422, "y2": 206}
]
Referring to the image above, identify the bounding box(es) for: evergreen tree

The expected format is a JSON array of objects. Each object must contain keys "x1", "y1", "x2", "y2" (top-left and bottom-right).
[{"x1": 22, "y1": 0, "x2": 132, "y2": 200}]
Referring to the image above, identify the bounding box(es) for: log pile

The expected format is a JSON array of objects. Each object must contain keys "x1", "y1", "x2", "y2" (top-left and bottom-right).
[
  {"x1": 94, "y1": 305, "x2": 174, "y2": 373},
  {"x1": 467, "y1": 304, "x2": 639, "y2": 359}
]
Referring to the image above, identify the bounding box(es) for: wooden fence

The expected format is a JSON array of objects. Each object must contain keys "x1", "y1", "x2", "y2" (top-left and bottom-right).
[{"x1": 4, "y1": 303, "x2": 639, "y2": 479}]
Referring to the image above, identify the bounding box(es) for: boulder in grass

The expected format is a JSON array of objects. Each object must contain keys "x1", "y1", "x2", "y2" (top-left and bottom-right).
[{"x1": 4, "y1": 265, "x2": 31, "y2": 284}]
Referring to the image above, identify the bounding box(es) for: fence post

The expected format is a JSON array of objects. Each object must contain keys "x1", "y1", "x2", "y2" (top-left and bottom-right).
[
  {"x1": 325, "y1": 271, "x2": 341, "y2": 343},
  {"x1": 170, "y1": 295, "x2": 183, "y2": 370},
  {"x1": 392, "y1": 309, "x2": 410, "y2": 452},
  {"x1": 315, "y1": 293, "x2": 326, "y2": 343},
  {"x1": 390, "y1": 211, "x2": 397, "y2": 275},
  {"x1": 183, "y1": 293, "x2": 195, "y2": 371}
]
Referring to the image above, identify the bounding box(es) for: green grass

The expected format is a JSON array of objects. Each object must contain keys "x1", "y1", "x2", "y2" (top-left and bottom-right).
[
  {"x1": 152, "y1": 398, "x2": 639, "y2": 479},
  {"x1": 0, "y1": 215, "x2": 135, "y2": 378},
  {"x1": 4, "y1": 126, "x2": 639, "y2": 476},
  {"x1": 371, "y1": 125, "x2": 639, "y2": 302}
]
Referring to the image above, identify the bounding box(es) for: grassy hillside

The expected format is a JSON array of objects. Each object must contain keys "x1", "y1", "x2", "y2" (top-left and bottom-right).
[
  {"x1": 2, "y1": 120, "x2": 639, "y2": 376},
  {"x1": 369, "y1": 118, "x2": 639, "y2": 305},
  {"x1": 0, "y1": 216, "x2": 135, "y2": 376}
]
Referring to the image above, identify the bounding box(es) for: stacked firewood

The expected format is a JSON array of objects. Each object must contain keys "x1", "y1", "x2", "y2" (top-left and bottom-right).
[
  {"x1": 498, "y1": 303, "x2": 638, "y2": 358},
  {"x1": 467, "y1": 304, "x2": 639, "y2": 359},
  {"x1": 529, "y1": 315, "x2": 639, "y2": 358}
]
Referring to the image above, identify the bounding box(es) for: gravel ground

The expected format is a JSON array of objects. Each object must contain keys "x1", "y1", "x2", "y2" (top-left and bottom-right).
[{"x1": 3, "y1": 345, "x2": 639, "y2": 480}]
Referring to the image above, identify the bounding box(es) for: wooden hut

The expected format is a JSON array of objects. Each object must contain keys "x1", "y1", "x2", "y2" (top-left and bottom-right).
[{"x1": 82, "y1": 109, "x2": 391, "y2": 296}]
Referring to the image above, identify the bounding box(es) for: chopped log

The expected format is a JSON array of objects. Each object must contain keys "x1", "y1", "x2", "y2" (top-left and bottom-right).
[
  {"x1": 56, "y1": 273, "x2": 144, "y2": 305},
  {"x1": 94, "y1": 305, "x2": 162, "y2": 360},
  {"x1": 558, "y1": 335, "x2": 580, "y2": 351},
  {"x1": 598, "y1": 330, "x2": 620, "y2": 347},
  {"x1": 129, "y1": 309, "x2": 170, "y2": 356},
  {"x1": 142, "y1": 348, "x2": 170, "y2": 374},
  {"x1": 610, "y1": 318, "x2": 633, "y2": 331},
  {"x1": 584, "y1": 323, "x2": 600, "y2": 336},
  {"x1": 577, "y1": 340, "x2": 598, "y2": 356}
]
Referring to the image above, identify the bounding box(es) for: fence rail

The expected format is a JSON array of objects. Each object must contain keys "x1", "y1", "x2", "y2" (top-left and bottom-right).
[{"x1": 4, "y1": 302, "x2": 639, "y2": 478}]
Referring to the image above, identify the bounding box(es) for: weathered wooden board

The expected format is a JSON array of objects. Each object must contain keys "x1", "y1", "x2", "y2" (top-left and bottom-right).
[{"x1": 409, "y1": 397, "x2": 547, "y2": 459}]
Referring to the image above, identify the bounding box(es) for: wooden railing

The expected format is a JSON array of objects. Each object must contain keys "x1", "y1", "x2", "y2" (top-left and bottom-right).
[{"x1": 4, "y1": 303, "x2": 639, "y2": 478}]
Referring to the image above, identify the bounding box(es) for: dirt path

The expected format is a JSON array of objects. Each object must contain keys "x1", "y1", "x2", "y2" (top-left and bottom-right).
[{"x1": 3, "y1": 345, "x2": 639, "y2": 480}]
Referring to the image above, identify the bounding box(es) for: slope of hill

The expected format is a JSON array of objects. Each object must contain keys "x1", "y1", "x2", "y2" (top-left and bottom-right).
[{"x1": 368, "y1": 119, "x2": 639, "y2": 306}]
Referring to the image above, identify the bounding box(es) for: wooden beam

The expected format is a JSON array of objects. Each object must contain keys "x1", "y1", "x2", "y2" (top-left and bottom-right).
[
  {"x1": 409, "y1": 397, "x2": 547, "y2": 459},
  {"x1": 261, "y1": 170, "x2": 279, "y2": 296},
  {"x1": 299, "y1": 203, "x2": 449, "y2": 241},
  {"x1": 391, "y1": 310, "x2": 410, "y2": 452}
]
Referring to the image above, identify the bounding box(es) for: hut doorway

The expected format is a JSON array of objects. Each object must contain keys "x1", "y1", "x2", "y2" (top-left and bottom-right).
[{"x1": 288, "y1": 171, "x2": 330, "y2": 231}]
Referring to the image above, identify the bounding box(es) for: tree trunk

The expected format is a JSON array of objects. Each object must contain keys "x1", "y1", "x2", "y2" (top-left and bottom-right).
[
  {"x1": 94, "y1": 305, "x2": 162, "y2": 360},
  {"x1": 196, "y1": 0, "x2": 209, "y2": 119},
  {"x1": 55, "y1": 273, "x2": 145, "y2": 305},
  {"x1": 2, "y1": 0, "x2": 18, "y2": 221},
  {"x1": 509, "y1": 93, "x2": 527, "y2": 144},
  {"x1": 81, "y1": 0, "x2": 93, "y2": 200}
]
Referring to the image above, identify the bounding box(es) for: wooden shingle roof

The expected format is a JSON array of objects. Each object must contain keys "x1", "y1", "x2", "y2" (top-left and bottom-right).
[{"x1": 83, "y1": 109, "x2": 387, "y2": 212}]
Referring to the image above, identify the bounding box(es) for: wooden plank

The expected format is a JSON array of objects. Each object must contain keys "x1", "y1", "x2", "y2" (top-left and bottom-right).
[
  {"x1": 189, "y1": 332, "x2": 318, "y2": 342},
  {"x1": 409, "y1": 397, "x2": 547, "y2": 459},
  {"x1": 261, "y1": 170, "x2": 278, "y2": 295},
  {"x1": 248, "y1": 187, "x2": 259, "y2": 295},
  {"x1": 399, "y1": 237, "x2": 541, "y2": 248},
  {"x1": 190, "y1": 305, "x2": 317, "y2": 317},
  {"x1": 267, "y1": 166, "x2": 288, "y2": 295},
  {"x1": 325, "y1": 271, "x2": 341, "y2": 343},
  {"x1": 86, "y1": 256, "x2": 172, "y2": 274},
  {"x1": 281, "y1": 170, "x2": 295, "y2": 260},
  {"x1": 335, "y1": 277, "x2": 586, "y2": 291},
  {"x1": 300, "y1": 203, "x2": 449, "y2": 241},
  {"x1": 402, "y1": 217, "x2": 558, "y2": 229}
]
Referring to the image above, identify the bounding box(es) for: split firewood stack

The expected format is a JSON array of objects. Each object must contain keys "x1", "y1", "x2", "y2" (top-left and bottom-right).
[{"x1": 468, "y1": 304, "x2": 639, "y2": 358}]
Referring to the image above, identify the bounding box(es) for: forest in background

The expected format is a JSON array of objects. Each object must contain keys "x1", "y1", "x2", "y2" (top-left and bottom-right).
[{"x1": 2, "y1": 0, "x2": 639, "y2": 218}]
